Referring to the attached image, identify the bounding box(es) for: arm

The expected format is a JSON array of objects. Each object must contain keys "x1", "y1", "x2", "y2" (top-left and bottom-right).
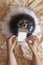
[
  {"x1": 8, "y1": 50, "x2": 17, "y2": 65},
  {"x1": 7, "y1": 36, "x2": 17, "y2": 65},
  {"x1": 32, "y1": 50, "x2": 41, "y2": 65},
  {"x1": 26, "y1": 36, "x2": 41, "y2": 65}
]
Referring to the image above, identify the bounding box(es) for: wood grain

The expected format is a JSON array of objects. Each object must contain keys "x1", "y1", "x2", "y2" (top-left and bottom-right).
[
  {"x1": 0, "y1": 0, "x2": 43, "y2": 65},
  {"x1": 0, "y1": 3, "x2": 9, "y2": 21}
]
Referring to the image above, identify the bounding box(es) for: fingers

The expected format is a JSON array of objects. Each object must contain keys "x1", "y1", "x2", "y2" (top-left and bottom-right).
[
  {"x1": 8, "y1": 36, "x2": 16, "y2": 46},
  {"x1": 25, "y1": 38, "x2": 31, "y2": 45},
  {"x1": 9, "y1": 36, "x2": 16, "y2": 43},
  {"x1": 27, "y1": 36, "x2": 37, "y2": 43},
  {"x1": 7, "y1": 35, "x2": 17, "y2": 48},
  {"x1": 25, "y1": 35, "x2": 38, "y2": 52},
  {"x1": 25, "y1": 35, "x2": 38, "y2": 46},
  {"x1": 25, "y1": 38, "x2": 33, "y2": 50},
  {"x1": 11, "y1": 37, "x2": 17, "y2": 50},
  {"x1": 27, "y1": 36, "x2": 36, "y2": 41}
]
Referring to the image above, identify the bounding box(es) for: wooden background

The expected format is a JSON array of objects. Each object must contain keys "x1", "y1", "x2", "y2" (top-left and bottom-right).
[{"x1": 0, "y1": 0, "x2": 43, "y2": 65}]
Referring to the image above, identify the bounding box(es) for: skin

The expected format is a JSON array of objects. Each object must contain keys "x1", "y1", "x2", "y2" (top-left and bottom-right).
[
  {"x1": 7, "y1": 36, "x2": 17, "y2": 65},
  {"x1": 25, "y1": 36, "x2": 41, "y2": 65},
  {"x1": 7, "y1": 35, "x2": 41, "y2": 65}
]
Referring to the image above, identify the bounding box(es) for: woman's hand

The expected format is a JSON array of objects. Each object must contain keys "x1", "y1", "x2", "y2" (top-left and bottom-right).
[
  {"x1": 6, "y1": 35, "x2": 17, "y2": 65},
  {"x1": 25, "y1": 36, "x2": 38, "y2": 55},
  {"x1": 7, "y1": 35, "x2": 17, "y2": 52},
  {"x1": 25, "y1": 36, "x2": 41, "y2": 65}
]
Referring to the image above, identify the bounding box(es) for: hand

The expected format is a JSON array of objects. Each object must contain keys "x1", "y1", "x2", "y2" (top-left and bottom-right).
[
  {"x1": 25, "y1": 36, "x2": 39, "y2": 54},
  {"x1": 6, "y1": 36, "x2": 17, "y2": 65},
  {"x1": 7, "y1": 35, "x2": 17, "y2": 52}
]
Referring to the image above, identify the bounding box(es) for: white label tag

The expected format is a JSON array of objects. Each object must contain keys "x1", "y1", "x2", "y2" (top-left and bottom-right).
[{"x1": 18, "y1": 32, "x2": 27, "y2": 42}]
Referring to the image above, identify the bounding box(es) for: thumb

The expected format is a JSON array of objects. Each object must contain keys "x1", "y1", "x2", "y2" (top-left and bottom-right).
[
  {"x1": 12, "y1": 37, "x2": 17, "y2": 50},
  {"x1": 25, "y1": 39, "x2": 33, "y2": 49},
  {"x1": 8, "y1": 36, "x2": 16, "y2": 46}
]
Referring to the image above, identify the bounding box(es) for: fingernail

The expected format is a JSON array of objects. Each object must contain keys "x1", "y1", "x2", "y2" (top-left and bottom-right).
[{"x1": 28, "y1": 40, "x2": 32, "y2": 43}]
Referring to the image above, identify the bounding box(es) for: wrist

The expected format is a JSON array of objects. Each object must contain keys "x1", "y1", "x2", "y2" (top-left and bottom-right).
[
  {"x1": 33, "y1": 50, "x2": 38, "y2": 57},
  {"x1": 7, "y1": 49, "x2": 12, "y2": 54},
  {"x1": 32, "y1": 48, "x2": 38, "y2": 56}
]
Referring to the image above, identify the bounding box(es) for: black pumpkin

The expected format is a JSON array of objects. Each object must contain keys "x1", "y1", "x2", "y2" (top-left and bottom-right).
[{"x1": 9, "y1": 14, "x2": 35, "y2": 37}]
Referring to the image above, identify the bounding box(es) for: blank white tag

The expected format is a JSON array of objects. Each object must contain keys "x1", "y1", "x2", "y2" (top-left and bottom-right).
[{"x1": 18, "y1": 32, "x2": 27, "y2": 42}]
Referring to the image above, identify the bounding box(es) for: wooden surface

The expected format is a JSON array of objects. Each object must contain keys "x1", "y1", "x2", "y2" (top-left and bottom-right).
[
  {"x1": 0, "y1": 0, "x2": 43, "y2": 65},
  {"x1": 0, "y1": 3, "x2": 9, "y2": 21}
]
